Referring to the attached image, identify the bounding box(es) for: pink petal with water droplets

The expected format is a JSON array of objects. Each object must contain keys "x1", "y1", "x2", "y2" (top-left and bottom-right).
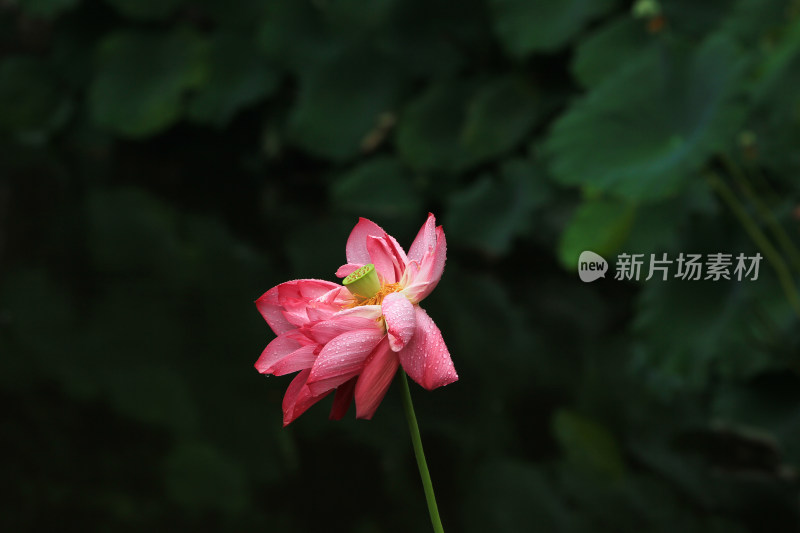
[
  {"x1": 333, "y1": 305, "x2": 383, "y2": 321},
  {"x1": 256, "y1": 279, "x2": 342, "y2": 334},
  {"x1": 306, "y1": 328, "x2": 385, "y2": 395},
  {"x1": 269, "y1": 344, "x2": 318, "y2": 376},
  {"x1": 302, "y1": 286, "x2": 351, "y2": 323},
  {"x1": 345, "y1": 218, "x2": 409, "y2": 271},
  {"x1": 282, "y1": 369, "x2": 331, "y2": 426},
  {"x1": 355, "y1": 339, "x2": 399, "y2": 419},
  {"x1": 381, "y1": 292, "x2": 416, "y2": 352},
  {"x1": 399, "y1": 259, "x2": 420, "y2": 287},
  {"x1": 368, "y1": 234, "x2": 409, "y2": 282},
  {"x1": 403, "y1": 226, "x2": 446, "y2": 303},
  {"x1": 330, "y1": 377, "x2": 356, "y2": 420},
  {"x1": 398, "y1": 306, "x2": 457, "y2": 390},
  {"x1": 367, "y1": 236, "x2": 397, "y2": 283},
  {"x1": 336, "y1": 263, "x2": 361, "y2": 278},
  {"x1": 255, "y1": 332, "x2": 312, "y2": 374},
  {"x1": 307, "y1": 315, "x2": 381, "y2": 344},
  {"x1": 407, "y1": 213, "x2": 437, "y2": 263},
  {"x1": 346, "y1": 218, "x2": 390, "y2": 265}
]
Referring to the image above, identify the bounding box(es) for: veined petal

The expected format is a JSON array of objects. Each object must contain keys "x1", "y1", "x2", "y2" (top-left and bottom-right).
[
  {"x1": 398, "y1": 306, "x2": 457, "y2": 390},
  {"x1": 400, "y1": 281, "x2": 431, "y2": 305},
  {"x1": 307, "y1": 315, "x2": 381, "y2": 344},
  {"x1": 256, "y1": 279, "x2": 342, "y2": 334},
  {"x1": 330, "y1": 377, "x2": 356, "y2": 420},
  {"x1": 345, "y1": 218, "x2": 409, "y2": 271},
  {"x1": 269, "y1": 344, "x2": 318, "y2": 376},
  {"x1": 255, "y1": 332, "x2": 311, "y2": 374},
  {"x1": 333, "y1": 305, "x2": 383, "y2": 321},
  {"x1": 399, "y1": 259, "x2": 420, "y2": 287},
  {"x1": 402, "y1": 226, "x2": 446, "y2": 303},
  {"x1": 367, "y1": 234, "x2": 409, "y2": 283},
  {"x1": 346, "y1": 218, "x2": 390, "y2": 265},
  {"x1": 278, "y1": 279, "x2": 341, "y2": 301},
  {"x1": 381, "y1": 292, "x2": 416, "y2": 352},
  {"x1": 367, "y1": 236, "x2": 397, "y2": 283},
  {"x1": 355, "y1": 339, "x2": 399, "y2": 419},
  {"x1": 335, "y1": 263, "x2": 361, "y2": 278},
  {"x1": 386, "y1": 233, "x2": 409, "y2": 268},
  {"x1": 407, "y1": 213, "x2": 437, "y2": 263},
  {"x1": 306, "y1": 286, "x2": 352, "y2": 322},
  {"x1": 307, "y1": 328, "x2": 385, "y2": 395},
  {"x1": 282, "y1": 369, "x2": 331, "y2": 426}
]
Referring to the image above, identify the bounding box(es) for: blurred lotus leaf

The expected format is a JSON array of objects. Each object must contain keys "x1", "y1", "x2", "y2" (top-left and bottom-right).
[
  {"x1": 546, "y1": 35, "x2": 747, "y2": 200},
  {"x1": 89, "y1": 29, "x2": 207, "y2": 138}
]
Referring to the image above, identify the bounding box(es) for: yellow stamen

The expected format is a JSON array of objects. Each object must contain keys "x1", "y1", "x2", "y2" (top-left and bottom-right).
[{"x1": 345, "y1": 282, "x2": 403, "y2": 308}]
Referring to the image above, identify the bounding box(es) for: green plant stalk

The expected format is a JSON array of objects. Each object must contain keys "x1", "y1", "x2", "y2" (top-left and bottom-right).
[
  {"x1": 399, "y1": 371, "x2": 445, "y2": 533},
  {"x1": 721, "y1": 156, "x2": 800, "y2": 273},
  {"x1": 707, "y1": 173, "x2": 800, "y2": 318},
  {"x1": 752, "y1": 164, "x2": 782, "y2": 206}
]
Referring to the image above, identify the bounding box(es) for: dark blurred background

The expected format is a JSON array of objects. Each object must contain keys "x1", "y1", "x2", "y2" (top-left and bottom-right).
[{"x1": 3, "y1": 0, "x2": 800, "y2": 531}]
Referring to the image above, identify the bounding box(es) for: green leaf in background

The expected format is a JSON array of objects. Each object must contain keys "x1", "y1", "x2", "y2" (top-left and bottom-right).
[
  {"x1": 321, "y1": 0, "x2": 397, "y2": 36},
  {"x1": 103, "y1": 0, "x2": 184, "y2": 20},
  {"x1": 0, "y1": 269, "x2": 77, "y2": 391},
  {"x1": 558, "y1": 198, "x2": 635, "y2": 270},
  {"x1": 745, "y1": 16, "x2": 800, "y2": 179},
  {"x1": 396, "y1": 80, "x2": 473, "y2": 172},
  {"x1": 459, "y1": 77, "x2": 542, "y2": 169},
  {"x1": 397, "y1": 77, "x2": 542, "y2": 172},
  {"x1": 89, "y1": 29, "x2": 207, "y2": 138},
  {"x1": 572, "y1": 17, "x2": 652, "y2": 89},
  {"x1": 17, "y1": 0, "x2": 79, "y2": 18},
  {"x1": 632, "y1": 278, "x2": 790, "y2": 393},
  {"x1": 721, "y1": 0, "x2": 793, "y2": 42},
  {"x1": 621, "y1": 179, "x2": 716, "y2": 256},
  {"x1": 188, "y1": 33, "x2": 281, "y2": 127},
  {"x1": 0, "y1": 57, "x2": 69, "y2": 138},
  {"x1": 748, "y1": 8, "x2": 800, "y2": 106},
  {"x1": 379, "y1": 0, "x2": 471, "y2": 78},
  {"x1": 330, "y1": 156, "x2": 421, "y2": 220},
  {"x1": 489, "y1": 0, "x2": 617, "y2": 57},
  {"x1": 86, "y1": 188, "x2": 182, "y2": 275},
  {"x1": 618, "y1": 202, "x2": 685, "y2": 256},
  {"x1": 447, "y1": 159, "x2": 551, "y2": 256},
  {"x1": 547, "y1": 35, "x2": 748, "y2": 200},
  {"x1": 464, "y1": 460, "x2": 580, "y2": 533},
  {"x1": 195, "y1": 0, "x2": 273, "y2": 28},
  {"x1": 1, "y1": 266, "x2": 199, "y2": 434},
  {"x1": 287, "y1": 48, "x2": 405, "y2": 161},
  {"x1": 553, "y1": 409, "x2": 626, "y2": 479},
  {"x1": 660, "y1": 0, "x2": 740, "y2": 37},
  {"x1": 557, "y1": 463, "x2": 749, "y2": 533},
  {"x1": 257, "y1": 0, "x2": 335, "y2": 70},
  {"x1": 258, "y1": 0, "x2": 399, "y2": 71},
  {"x1": 714, "y1": 375, "x2": 800, "y2": 465}
]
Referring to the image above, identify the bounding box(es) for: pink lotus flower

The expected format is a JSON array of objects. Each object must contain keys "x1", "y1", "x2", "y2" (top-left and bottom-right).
[{"x1": 255, "y1": 213, "x2": 458, "y2": 426}]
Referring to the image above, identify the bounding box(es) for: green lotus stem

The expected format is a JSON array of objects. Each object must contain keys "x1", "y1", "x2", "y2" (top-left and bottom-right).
[
  {"x1": 707, "y1": 172, "x2": 800, "y2": 318},
  {"x1": 752, "y1": 164, "x2": 782, "y2": 206},
  {"x1": 721, "y1": 156, "x2": 800, "y2": 274},
  {"x1": 399, "y1": 371, "x2": 445, "y2": 533}
]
